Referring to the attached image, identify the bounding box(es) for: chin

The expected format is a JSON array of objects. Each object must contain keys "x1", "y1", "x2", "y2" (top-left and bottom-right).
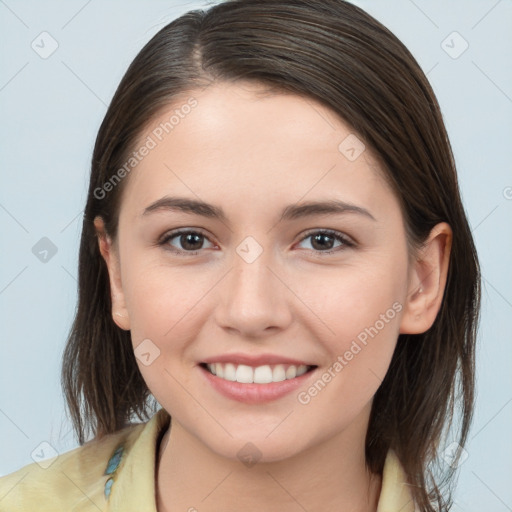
[{"x1": 201, "y1": 428, "x2": 313, "y2": 465}]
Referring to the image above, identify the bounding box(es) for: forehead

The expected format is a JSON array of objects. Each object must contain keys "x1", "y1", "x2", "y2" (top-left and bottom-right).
[{"x1": 119, "y1": 81, "x2": 393, "y2": 219}]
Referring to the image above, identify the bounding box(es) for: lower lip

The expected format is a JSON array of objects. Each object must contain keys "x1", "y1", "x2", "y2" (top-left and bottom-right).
[{"x1": 199, "y1": 364, "x2": 317, "y2": 404}]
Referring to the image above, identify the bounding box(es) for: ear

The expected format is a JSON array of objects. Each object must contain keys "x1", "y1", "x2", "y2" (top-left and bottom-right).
[
  {"x1": 93, "y1": 216, "x2": 131, "y2": 331},
  {"x1": 399, "y1": 222, "x2": 452, "y2": 334}
]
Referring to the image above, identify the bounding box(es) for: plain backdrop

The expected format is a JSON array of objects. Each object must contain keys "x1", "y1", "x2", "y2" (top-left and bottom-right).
[{"x1": 1, "y1": 1, "x2": 511, "y2": 510}]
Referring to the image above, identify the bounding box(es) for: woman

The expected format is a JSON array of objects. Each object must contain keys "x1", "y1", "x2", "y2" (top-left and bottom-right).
[{"x1": 0, "y1": 0, "x2": 480, "y2": 510}]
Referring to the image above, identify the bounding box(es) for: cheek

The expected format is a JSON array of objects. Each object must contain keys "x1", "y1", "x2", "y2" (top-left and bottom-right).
[
  {"x1": 122, "y1": 261, "x2": 209, "y2": 407},
  {"x1": 293, "y1": 307, "x2": 402, "y2": 434},
  {"x1": 303, "y1": 253, "x2": 406, "y2": 339},
  {"x1": 300, "y1": 254, "x2": 407, "y2": 395},
  {"x1": 122, "y1": 256, "x2": 209, "y2": 340}
]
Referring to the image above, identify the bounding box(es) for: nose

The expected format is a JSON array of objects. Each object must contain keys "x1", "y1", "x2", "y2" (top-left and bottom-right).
[{"x1": 213, "y1": 244, "x2": 293, "y2": 338}]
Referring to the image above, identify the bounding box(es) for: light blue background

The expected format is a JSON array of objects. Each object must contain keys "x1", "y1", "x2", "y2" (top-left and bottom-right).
[{"x1": 1, "y1": 1, "x2": 511, "y2": 510}]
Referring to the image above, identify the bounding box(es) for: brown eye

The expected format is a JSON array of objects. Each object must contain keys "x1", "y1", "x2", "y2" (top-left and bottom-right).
[
  {"x1": 297, "y1": 230, "x2": 354, "y2": 254},
  {"x1": 159, "y1": 229, "x2": 214, "y2": 255}
]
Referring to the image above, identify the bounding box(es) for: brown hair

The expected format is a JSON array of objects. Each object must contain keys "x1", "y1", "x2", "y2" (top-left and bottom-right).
[{"x1": 62, "y1": 0, "x2": 480, "y2": 509}]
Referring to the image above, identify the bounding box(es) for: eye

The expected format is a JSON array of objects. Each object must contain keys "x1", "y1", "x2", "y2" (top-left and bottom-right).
[
  {"x1": 296, "y1": 229, "x2": 354, "y2": 254},
  {"x1": 157, "y1": 228, "x2": 354, "y2": 257},
  {"x1": 158, "y1": 229, "x2": 215, "y2": 255}
]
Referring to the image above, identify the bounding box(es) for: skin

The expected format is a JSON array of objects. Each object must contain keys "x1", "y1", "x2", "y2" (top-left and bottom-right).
[{"x1": 94, "y1": 80, "x2": 452, "y2": 512}]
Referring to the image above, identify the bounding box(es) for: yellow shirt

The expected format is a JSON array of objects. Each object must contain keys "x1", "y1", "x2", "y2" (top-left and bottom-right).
[{"x1": 0, "y1": 408, "x2": 415, "y2": 511}]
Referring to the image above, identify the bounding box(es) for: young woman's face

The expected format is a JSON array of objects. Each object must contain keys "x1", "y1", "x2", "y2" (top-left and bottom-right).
[{"x1": 101, "y1": 81, "x2": 416, "y2": 462}]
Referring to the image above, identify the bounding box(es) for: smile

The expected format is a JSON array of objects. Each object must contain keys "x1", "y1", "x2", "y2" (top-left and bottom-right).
[
  {"x1": 199, "y1": 361, "x2": 318, "y2": 404},
  {"x1": 202, "y1": 362, "x2": 315, "y2": 384}
]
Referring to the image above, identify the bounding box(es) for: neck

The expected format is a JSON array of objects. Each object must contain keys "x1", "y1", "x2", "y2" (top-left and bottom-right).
[{"x1": 156, "y1": 408, "x2": 381, "y2": 512}]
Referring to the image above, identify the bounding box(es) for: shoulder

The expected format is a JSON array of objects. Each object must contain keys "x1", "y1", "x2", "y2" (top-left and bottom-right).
[{"x1": 0, "y1": 421, "x2": 146, "y2": 512}]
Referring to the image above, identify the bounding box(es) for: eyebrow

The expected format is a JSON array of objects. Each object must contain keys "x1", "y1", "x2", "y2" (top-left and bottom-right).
[{"x1": 141, "y1": 196, "x2": 376, "y2": 223}]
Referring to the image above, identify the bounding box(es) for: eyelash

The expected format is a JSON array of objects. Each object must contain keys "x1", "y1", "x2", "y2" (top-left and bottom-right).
[{"x1": 157, "y1": 228, "x2": 355, "y2": 257}]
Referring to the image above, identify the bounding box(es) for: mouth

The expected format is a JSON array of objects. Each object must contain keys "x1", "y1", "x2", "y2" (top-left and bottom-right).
[
  {"x1": 199, "y1": 362, "x2": 317, "y2": 384},
  {"x1": 198, "y1": 353, "x2": 319, "y2": 403}
]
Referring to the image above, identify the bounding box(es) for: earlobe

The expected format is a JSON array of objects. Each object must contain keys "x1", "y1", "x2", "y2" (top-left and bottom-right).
[
  {"x1": 93, "y1": 216, "x2": 131, "y2": 331},
  {"x1": 399, "y1": 222, "x2": 452, "y2": 335}
]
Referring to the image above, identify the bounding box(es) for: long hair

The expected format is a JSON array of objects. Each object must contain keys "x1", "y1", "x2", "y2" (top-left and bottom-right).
[{"x1": 61, "y1": 1, "x2": 480, "y2": 510}]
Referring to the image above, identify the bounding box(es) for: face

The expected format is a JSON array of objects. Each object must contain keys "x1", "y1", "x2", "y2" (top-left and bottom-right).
[{"x1": 95, "y1": 81, "x2": 440, "y2": 463}]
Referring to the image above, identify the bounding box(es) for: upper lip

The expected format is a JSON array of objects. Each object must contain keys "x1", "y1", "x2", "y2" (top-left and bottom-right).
[{"x1": 201, "y1": 353, "x2": 316, "y2": 367}]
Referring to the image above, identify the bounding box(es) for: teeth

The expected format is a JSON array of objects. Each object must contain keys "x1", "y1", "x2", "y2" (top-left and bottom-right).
[
  {"x1": 205, "y1": 363, "x2": 311, "y2": 383},
  {"x1": 224, "y1": 363, "x2": 236, "y2": 382},
  {"x1": 272, "y1": 364, "x2": 286, "y2": 382},
  {"x1": 286, "y1": 365, "x2": 297, "y2": 379},
  {"x1": 236, "y1": 364, "x2": 254, "y2": 383},
  {"x1": 296, "y1": 365, "x2": 308, "y2": 377},
  {"x1": 254, "y1": 365, "x2": 273, "y2": 383}
]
